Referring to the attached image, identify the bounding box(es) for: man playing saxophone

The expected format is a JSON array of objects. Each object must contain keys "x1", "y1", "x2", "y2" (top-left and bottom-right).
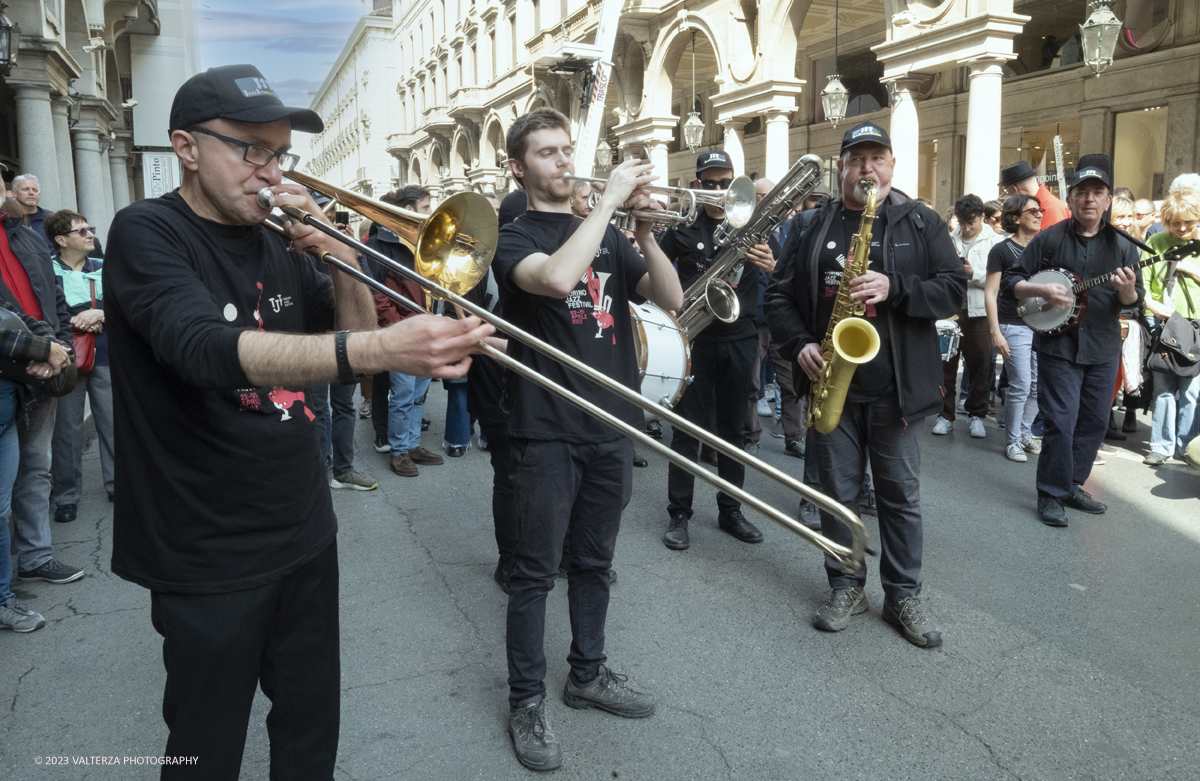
[{"x1": 766, "y1": 122, "x2": 965, "y2": 647}]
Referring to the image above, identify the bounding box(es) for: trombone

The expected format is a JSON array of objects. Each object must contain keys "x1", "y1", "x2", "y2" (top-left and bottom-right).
[
  {"x1": 261, "y1": 172, "x2": 867, "y2": 574},
  {"x1": 564, "y1": 174, "x2": 757, "y2": 232}
]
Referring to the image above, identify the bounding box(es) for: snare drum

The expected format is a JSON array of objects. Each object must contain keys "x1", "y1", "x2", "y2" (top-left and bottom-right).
[
  {"x1": 936, "y1": 319, "x2": 962, "y2": 362},
  {"x1": 630, "y1": 301, "x2": 692, "y2": 419}
]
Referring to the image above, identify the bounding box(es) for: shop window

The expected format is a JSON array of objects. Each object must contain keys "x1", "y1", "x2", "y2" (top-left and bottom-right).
[
  {"x1": 999, "y1": 120, "x2": 1082, "y2": 199},
  {"x1": 812, "y1": 49, "x2": 888, "y2": 125},
  {"x1": 1007, "y1": 0, "x2": 1088, "y2": 78},
  {"x1": 1114, "y1": 106, "x2": 1168, "y2": 201}
]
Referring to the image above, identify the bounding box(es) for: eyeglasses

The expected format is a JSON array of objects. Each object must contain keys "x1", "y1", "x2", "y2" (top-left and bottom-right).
[
  {"x1": 1021, "y1": 208, "x2": 1045, "y2": 217},
  {"x1": 699, "y1": 178, "x2": 734, "y2": 190},
  {"x1": 65, "y1": 227, "x2": 96, "y2": 237},
  {"x1": 187, "y1": 127, "x2": 301, "y2": 171}
]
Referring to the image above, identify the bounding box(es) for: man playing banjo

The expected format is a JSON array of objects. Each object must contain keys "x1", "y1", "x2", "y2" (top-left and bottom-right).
[{"x1": 1001, "y1": 154, "x2": 1143, "y2": 527}]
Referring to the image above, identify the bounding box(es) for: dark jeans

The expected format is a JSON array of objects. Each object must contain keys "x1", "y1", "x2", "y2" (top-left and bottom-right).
[
  {"x1": 941, "y1": 315, "x2": 991, "y2": 420},
  {"x1": 506, "y1": 437, "x2": 632, "y2": 706},
  {"x1": 478, "y1": 416, "x2": 518, "y2": 565},
  {"x1": 1036, "y1": 353, "x2": 1119, "y2": 499},
  {"x1": 667, "y1": 335, "x2": 756, "y2": 518},
  {"x1": 150, "y1": 540, "x2": 340, "y2": 780},
  {"x1": 814, "y1": 393, "x2": 924, "y2": 599},
  {"x1": 329, "y1": 381, "x2": 357, "y2": 475},
  {"x1": 370, "y1": 371, "x2": 390, "y2": 442}
]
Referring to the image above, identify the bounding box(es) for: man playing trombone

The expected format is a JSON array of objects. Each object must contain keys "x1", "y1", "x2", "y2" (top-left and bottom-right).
[
  {"x1": 494, "y1": 107, "x2": 683, "y2": 772},
  {"x1": 104, "y1": 65, "x2": 492, "y2": 778}
]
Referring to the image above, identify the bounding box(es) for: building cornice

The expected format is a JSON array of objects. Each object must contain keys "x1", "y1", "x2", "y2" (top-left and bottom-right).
[{"x1": 872, "y1": 11, "x2": 1029, "y2": 79}]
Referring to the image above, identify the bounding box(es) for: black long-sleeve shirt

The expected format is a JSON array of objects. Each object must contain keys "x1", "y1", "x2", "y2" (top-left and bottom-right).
[{"x1": 1000, "y1": 218, "x2": 1143, "y2": 365}]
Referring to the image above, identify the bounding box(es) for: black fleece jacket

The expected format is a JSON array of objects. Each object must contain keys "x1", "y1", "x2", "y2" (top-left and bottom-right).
[{"x1": 766, "y1": 190, "x2": 967, "y2": 423}]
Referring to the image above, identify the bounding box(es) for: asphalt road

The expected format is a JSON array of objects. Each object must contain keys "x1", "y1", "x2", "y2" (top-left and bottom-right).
[{"x1": 3, "y1": 392, "x2": 1199, "y2": 781}]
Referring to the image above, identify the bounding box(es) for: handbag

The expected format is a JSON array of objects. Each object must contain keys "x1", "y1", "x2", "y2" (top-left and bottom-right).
[
  {"x1": 73, "y1": 279, "x2": 97, "y2": 373},
  {"x1": 0, "y1": 307, "x2": 78, "y2": 397},
  {"x1": 1147, "y1": 272, "x2": 1200, "y2": 378}
]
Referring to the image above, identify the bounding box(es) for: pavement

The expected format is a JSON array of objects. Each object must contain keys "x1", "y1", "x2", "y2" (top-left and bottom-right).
[{"x1": 3, "y1": 393, "x2": 1200, "y2": 781}]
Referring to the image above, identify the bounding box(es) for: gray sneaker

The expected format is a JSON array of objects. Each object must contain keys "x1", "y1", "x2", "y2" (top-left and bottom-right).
[
  {"x1": 0, "y1": 597, "x2": 46, "y2": 633},
  {"x1": 17, "y1": 559, "x2": 84, "y2": 584},
  {"x1": 813, "y1": 586, "x2": 868, "y2": 631},
  {"x1": 563, "y1": 664, "x2": 656, "y2": 718},
  {"x1": 330, "y1": 470, "x2": 379, "y2": 491},
  {"x1": 508, "y1": 695, "x2": 561, "y2": 771},
  {"x1": 882, "y1": 596, "x2": 943, "y2": 648}
]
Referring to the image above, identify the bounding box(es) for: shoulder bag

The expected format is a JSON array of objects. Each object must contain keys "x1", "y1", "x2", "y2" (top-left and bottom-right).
[{"x1": 73, "y1": 279, "x2": 98, "y2": 373}]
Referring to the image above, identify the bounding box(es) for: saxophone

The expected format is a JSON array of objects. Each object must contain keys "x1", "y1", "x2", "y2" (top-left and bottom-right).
[{"x1": 807, "y1": 184, "x2": 882, "y2": 434}]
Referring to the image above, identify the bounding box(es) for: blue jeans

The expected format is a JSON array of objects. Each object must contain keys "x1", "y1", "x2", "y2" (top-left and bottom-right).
[
  {"x1": 1, "y1": 382, "x2": 19, "y2": 603},
  {"x1": 1149, "y1": 371, "x2": 1200, "y2": 457},
  {"x1": 444, "y1": 383, "x2": 471, "y2": 447},
  {"x1": 999, "y1": 324, "x2": 1039, "y2": 448},
  {"x1": 13, "y1": 396, "x2": 57, "y2": 571},
  {"x1": 388, "y1": 373, "x2": 431, "y2": 454}
]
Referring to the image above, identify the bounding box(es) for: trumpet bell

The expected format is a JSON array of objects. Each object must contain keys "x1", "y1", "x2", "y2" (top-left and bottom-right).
[{"x1": 283, "y1": 170, "x2": 498, "y2": 297}]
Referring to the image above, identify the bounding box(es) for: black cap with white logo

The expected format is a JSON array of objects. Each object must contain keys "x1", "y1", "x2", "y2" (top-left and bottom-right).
[
  {"x1": 696, "y1": 150, "x2": 733, "y2": 173},
  {"x1": 839, "y1": 121, "x2": 892, "y2": 155},
  {"x1": 1068, "y1": 154, "x2": 1113, "y2": 192},
  {"x1": 169, "y1": 64, "x2": 324, "y2": 134}
]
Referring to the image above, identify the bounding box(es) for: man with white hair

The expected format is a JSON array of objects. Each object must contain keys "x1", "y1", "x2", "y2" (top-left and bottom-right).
[{"x1": 11, "y1": 175, "x2": 55, "y2": 253}]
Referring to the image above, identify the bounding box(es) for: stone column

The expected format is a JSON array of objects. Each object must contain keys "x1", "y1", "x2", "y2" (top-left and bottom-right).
[
  {"x1": 1164, "y1": 96, "x2": 1200, "y2": 190},
  {"x1": 722, "y1": 121, "x2": 747, "y2": 177},
  {"x1": 961, "y1": 58, "x2": 1008, "y2": 200},
  {"x1": 13, "y1": 84, "x2": 62, "y2": 208},
  {"x1": 109, "y1": 135, "x2": 132, "y2": 214},
  {"x1": 647, "y1": 140, "x2": 670, "y2": 183},
  {"x1": 763, "y1": 110, "x2": 792, "y2": 182},
  {"x1": 50, "y1": 98, "x2": 78, "y2": 211},
  {"x1": 71, "y1": 126, "x2": 109, "y2": 238},
  {"x1": 886, "y1": 78, "x2": 922, "y2": 198},
  {"x1": 99, "y1": 147, "x2": 116, "y2": 237}
]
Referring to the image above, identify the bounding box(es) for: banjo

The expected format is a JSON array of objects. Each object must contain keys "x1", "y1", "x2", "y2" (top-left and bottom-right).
[{"x1": 1018, "y1": 239, "x2": 1200, "y2": 334}]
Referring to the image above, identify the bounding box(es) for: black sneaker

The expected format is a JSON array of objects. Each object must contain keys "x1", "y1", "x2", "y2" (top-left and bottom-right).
[
  {"x1": 374, "y1": 436, "x2": 391, "y2": 453},
  {"x1": 421, "y1": 418, "x2": 431, "y2": 432},
  {"x1": 718, "y1": 509, "x2": 763, "y2": 543},
  {"x1": 18, "y1": 559, "x2": 84, "y2": 584},
  {"x1": 1037, "y1": 495, "x2": 1068, "y2": 527},
  {"x1": 784, "y1": 439, "x2": 805, "y2": 458},
  {"x1": 54, "y1": 504, "x2": 77, "y2": 523},
  {"x1": 813, "y1": 586, "x2": 868, "y2": 631},
  {"x1": 798, "y1": 501, "x2": 821, "y2": 530},
  {"x1": 1065, "y1": 488, "x2": 1107, "y2": 514},
  {"x1": 663, "y1": 511, "x2": 690, "y2": 550},
  {"x1": 562, "y1": 665, "x2": 656, "y2": 718},
  {"x1": 508, "y1": 695, "x2": 561, "y2": 771},
  {"x1": 882, "y1": 596, "x2": 943, "y2": 648},
  {"x1": 645, "y1": 420, "x2": 663, "y2": 440},
  {"x1": 858, "y1": 487, "x2": 877, "y2": 517},
  {"x1": 1143, "y1": 452, "x2": 1167, "y2": 466},
  {"x1": 494, "y1": 560, "x2": 512, "y2": 595}
]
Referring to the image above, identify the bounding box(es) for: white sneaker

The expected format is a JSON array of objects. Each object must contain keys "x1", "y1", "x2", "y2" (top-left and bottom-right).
[
  {"x1": 955, "y1": 397, "x2": 966, "y2": 414},
  {"x1": 969, "y1": 417, "x2": 986, "y2": 438},
  {"x1": 756, "y1": 397, "x2": 772, "y2": 417},
  {"x1": 932, "y1": 417, "x2": 953, "y2": 435},
  {"x1": 1022, "y1": 436, "x2": 1042, "y2": 454},
  {"x1": 1005, "y1": 443, "x2": 1028, "y2": 462}
]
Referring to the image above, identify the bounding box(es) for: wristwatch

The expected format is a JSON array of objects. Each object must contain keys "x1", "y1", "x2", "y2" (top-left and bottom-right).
[{"x1": 334, "y1": 330, "x2": 356, "y2": 385}]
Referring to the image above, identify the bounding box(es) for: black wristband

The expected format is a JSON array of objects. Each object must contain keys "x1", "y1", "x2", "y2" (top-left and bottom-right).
[{"x1": 334, "y1": 330, "x2": 356, "y2": 385}]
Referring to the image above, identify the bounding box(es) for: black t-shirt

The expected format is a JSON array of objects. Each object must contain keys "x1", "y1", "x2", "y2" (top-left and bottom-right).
[
  {"x1": 986, "y1": 238, "x2": 1026, "y2": 326},
  {"x1": 493, "y1": 210, "x2": 647, "y2": 442},
  {"x1": 815, "y1": 204, "x2": 896, "y2": 402},
  {"x1": 104, "y1": 190, "x2": 338, "y2": 594},
  {"x1": 658, "y1": 212, "x2": 760, "y2": 342}
]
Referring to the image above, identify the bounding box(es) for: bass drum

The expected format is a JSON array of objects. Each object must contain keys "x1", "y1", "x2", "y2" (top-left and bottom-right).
[
  {"x1": 936, "y1": 319, "x2": 962, "y2": 362},
  {"x1": 630, "y1": 301, "x2": 692, "y2": 420}
]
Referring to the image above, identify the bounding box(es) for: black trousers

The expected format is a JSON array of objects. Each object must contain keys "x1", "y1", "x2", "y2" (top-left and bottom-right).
[
  {"x1": 1036, "y1": 353, "x2": 1119, "y2": 499},
  {"x1": 150, "y1": 540, "x2": 340, "y2": 780},
  {"x1": 506, "y1": 437, "x2": 632, "y2": 706},
  {"x1": 478, "y1": 416, "x2": 518, "y2": 566},
  {"x1": 667, "y1": 335, "x2": 756, "y2": 518},
  {"x1": 370, "y1": 371, "x2": 390, "y2": 442},
  {"x1": 814, "y1": 394, "x2": 924, "y2": 599},
  {"x1": 941, "y1": 315, "x2": 992, "y2": 421}
]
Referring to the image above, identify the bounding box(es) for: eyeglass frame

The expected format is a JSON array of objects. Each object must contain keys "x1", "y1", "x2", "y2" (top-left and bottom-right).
[
  {"x1": 1020, "y1": 207, "x2": 1045, "y2": 217},
  {"x1": 186, "y1": 126, "x2": 301, "y2": 171},
  {"x1": 698, "y1": 178, "x2": 734, "y2": 190}
]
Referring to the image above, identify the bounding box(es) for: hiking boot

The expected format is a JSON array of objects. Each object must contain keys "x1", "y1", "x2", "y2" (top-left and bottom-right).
[
  {"x1": 969, "y1": 417, "x2": 986, "y2": 438},
  {"x1": 718, "y1": 509, "x2": 763, "y2": 543},
  {"x1": 1065, "y1": 488, "x2": 1107, "y2": 514},
  {"x1": 17, "y1": 559, "x2": 84, "y2": 584},
  {"x1": 563, "y1": 665, "x2": 656, "y2": 718},
  {"x1": 931, "y1": 416, "x2": 953, "y2": 435},
  {"x1": 374, "y1": 436, "x2": 391, "y2": 453},
  {"x1": 663, "y1": 512, "x2": 690, "y2": 550},
  {"x1": 1037, "y1": 495, "x2": 1067, "y2": 527},
  {"x1": 390, "y1": 453, "x2": 419, "y2": 477},
  {"x1": 508, "y1": 695, "x2": 561, "y2": 771},
  {"x1": 1143, "y1": 451, "x2": 1167, "y2": 467},
  {"x1": 1022, "y1": 436, "x2": 1042, "y2": 455},
  {"x1": 54, "y1": 504, "x2": 77, "y2": 523},
  {"x1": 784, "y1": 438, "x2": 805, "y2": 458},
  {"x1": 409, "y1": 446, "x2": 444, "y2": 465},
  {"x1": 1005, "y1": 443, "x2": 1028, "y2": 462},
  {"x1": 0, "y1": 597, "x2": 46, "y2": 633},
  {"x1": 813, "y1": 586, "x2": 868, "y2": 631},
  {"x1": 331, "y1": 470, "x2": 378, "y2": 491},
  {"x1": 882, "y1": 596, "x2": 943, "y2": 648},
  {"x1": 798, "y1": 501, "x2": 821, "y2": 530}
]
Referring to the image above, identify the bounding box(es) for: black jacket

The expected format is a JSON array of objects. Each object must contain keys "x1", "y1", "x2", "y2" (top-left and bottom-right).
[
  {"x1": 4, "y1": 213, "x2": 72, "y2": 344},
  {"x1": 766, "y1": 191, "x2": 967, "y2": 423}
]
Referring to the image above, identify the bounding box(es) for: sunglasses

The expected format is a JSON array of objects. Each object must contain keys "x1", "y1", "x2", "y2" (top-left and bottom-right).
[
  {"x1": 65, "y1": 226, "x2": 97, "y2": 237},
  {"x1": 699, "y1": 178, "x2": 734, "y2": 190},
  {"x1": 1021, "y1": 208, "x2": 1045, "y2": 217}
]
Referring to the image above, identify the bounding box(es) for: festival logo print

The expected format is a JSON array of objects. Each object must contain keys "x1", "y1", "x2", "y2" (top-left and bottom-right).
[{"x1": 231, "y1": 283, "x2": 313, "y2": 421}]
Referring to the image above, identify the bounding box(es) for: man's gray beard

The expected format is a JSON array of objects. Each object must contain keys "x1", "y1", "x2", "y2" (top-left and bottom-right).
[{"x1": 853, "y1": 179, "x2": 878, "y2": 204}]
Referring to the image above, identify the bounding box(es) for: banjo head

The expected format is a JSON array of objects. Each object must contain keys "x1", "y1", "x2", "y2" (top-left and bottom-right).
[{"x1": 1019, "y1": 268, "x2": 1081, "y2": 334}]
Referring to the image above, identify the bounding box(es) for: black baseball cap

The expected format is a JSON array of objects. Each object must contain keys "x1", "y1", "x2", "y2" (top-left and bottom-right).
[
  {"x1": 696, "y1": 150, "x2": 733, "y2": 173},
  {"x1": 169, "y1": 65, "x2": 324, "y2": 134},
  {"x1": 1069, "y1": 154, "x2": 1113, "y2": 192},
  {"x1": 840, "y1": 122, "x2": 892, "y2": 154}
]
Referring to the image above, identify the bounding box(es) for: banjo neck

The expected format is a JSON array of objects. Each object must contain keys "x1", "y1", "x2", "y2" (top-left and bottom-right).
[{"x1": 1068, "y1": 238, "x2": 1200, "y2": 295}]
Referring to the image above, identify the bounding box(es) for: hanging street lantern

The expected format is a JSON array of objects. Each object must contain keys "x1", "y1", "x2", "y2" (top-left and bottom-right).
[
  {"x1": 821, "y1": 75, "x2": 850, "y2": 127},
  {"x1": 1081, "y1": 0, "x2": 1122, "y2": 76},
  {"x1": 0, "y1": 3, "x2": 20, "y2": 77},
  {"x1": 683, "y1": 111, "x2": 705, "y2": 152},
  {"x1": 595, "y1": 136, "x2": 612, "y2": 170}
]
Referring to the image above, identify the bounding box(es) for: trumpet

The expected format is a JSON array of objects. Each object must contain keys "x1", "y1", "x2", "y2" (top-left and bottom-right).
[
  {"x1": 258, "y1": 173, "x2": 868, "y2": 574},
  {"x1": 564, "y1": 174, "x2": 757, "y2": 232}
]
